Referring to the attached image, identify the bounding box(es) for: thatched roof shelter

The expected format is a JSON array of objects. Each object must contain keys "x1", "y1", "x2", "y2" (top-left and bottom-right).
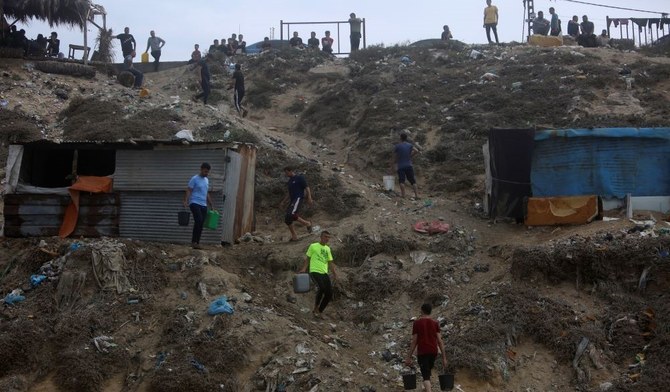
[{"x1": 2, "y1": 0, "x2": 92, "y2": 28}]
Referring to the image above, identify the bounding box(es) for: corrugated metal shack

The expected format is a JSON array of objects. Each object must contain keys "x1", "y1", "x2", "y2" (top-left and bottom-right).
[{"x1": 3, "y1": 140, "x2": 256, "y2": 244}]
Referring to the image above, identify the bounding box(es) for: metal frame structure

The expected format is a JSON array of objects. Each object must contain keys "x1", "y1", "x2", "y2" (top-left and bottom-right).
[
  {"x1": 606, "y1": 16, "x2": 669, "y2": 47},
  {"x1": 279, "y1": 19, "x2": 366, "y2": 55}
]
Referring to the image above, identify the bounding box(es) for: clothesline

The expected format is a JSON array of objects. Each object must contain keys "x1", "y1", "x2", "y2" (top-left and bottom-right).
[{"x1": 556, "y1": 0, "x2": 668, "y2": 16}]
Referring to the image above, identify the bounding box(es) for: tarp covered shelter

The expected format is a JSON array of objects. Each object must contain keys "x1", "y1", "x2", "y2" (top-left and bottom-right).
[{"x1": 485, "y1": 128, "x2": 670, "y2": 220}]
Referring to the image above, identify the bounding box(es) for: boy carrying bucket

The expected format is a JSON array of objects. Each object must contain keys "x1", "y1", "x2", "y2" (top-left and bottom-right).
[{"x1": 405, "y1": 303, "x2": 448, "y2": 391}]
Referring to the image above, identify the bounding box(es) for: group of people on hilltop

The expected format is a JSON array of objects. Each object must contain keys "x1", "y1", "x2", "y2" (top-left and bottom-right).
[
  {"x1": 114, "y1": 27, "x2": 165, "y2": 71},
  {"x1": 286, "y1": 12, "x2": 363, "y2": 54},
  {"x1": 289, "y1": 30, "x2": 335, "y2": 54},
  {"x1": 207, "y1": 33, "x2": 247, "y2": 57},
  {"x1": 478, "y1": 0, "x2": 611, "y2": 48},
  {"x1": 1, "y1": 25, "x2": 61, "y2": 57},
  {"x1": 532, "y1": 8, "x2": 609, "y2": 48},
  {"x1": 116, "y1": 27, "x2": 166, "y2": 90}
]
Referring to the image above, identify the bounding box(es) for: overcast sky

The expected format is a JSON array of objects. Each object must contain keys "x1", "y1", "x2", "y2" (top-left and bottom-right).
[{"x1": 15, "y1": 0, "x2": 670, "y2": 61}]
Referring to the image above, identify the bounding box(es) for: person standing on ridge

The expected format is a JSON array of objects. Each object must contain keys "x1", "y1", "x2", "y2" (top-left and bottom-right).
[
  {"x1": 115, "y1": 27, "x2": 136, "y2": 58},
  {"x1": 194, "y1": 59, "x2": 210, "y2": 104},
  {"x1": 483, "y1": 0, "x2": 499, "y2": 45},
  {"x1": 229, "y1": 63, "x2": 248, "y2": 117},
  {"x1": 549, "y1": 7, "x2": 561, "y2": 36},
  {"x1": 144, "y1": 30, "x2": 165, "y2": 71},
  {"x1": 348, "y1": 12, "x2": 362, "y2": 51}
]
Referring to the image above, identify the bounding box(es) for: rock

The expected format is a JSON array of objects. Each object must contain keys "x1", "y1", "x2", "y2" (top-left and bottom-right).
[
  {"x1": 242, "y1": 292, "x2": 253, "y2": 303},
  {"x1": 599, "y1": 382, "x2": 613, "y2": 391},
  {"x1": 54, "y1": 88, "x2": 69, "y2": 100},
  {"x1": 474, "y1": 264, "x2": 490, "y2": 273},
  {"x1": 286, "y1": 294, "x2": 297, "y2": 303}
]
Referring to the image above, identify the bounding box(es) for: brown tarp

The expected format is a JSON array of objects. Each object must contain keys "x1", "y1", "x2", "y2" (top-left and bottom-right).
[{"x1": 525, "y1": 195, "x2": 599, "y2": 226}]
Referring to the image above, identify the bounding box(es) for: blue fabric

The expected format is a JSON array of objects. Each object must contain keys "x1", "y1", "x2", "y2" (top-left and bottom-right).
[
  {"x1": 188, "y1": 175, "x2": 209, "y2": 206},
  {"x1": 531, "y1": 128, "x2": 670, "y2": 198},
  {"x1": 287, "y1": 175, "x2": 307, "y2": 200},
  {"x1": 207, "y1": 296, "x2": 234, "y2": 315},
  {"x1": 394, "y1": 142, "x2": 414, "y2": 169}
]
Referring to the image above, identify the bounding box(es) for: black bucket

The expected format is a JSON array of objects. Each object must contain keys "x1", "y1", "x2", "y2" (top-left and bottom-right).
[
  {"x1": 402, "y1": 372, "x2": 416, "y2": 390},
  {"x1": 178, "y1": 211, "x2": 190, "y2": 226},
  {"x1": 439, "y1": 374, "x2": 454, "y2": 391}
]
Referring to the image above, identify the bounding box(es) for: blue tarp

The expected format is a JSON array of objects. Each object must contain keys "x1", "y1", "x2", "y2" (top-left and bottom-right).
[{"x1": 531, "y1": 128, "x2": 670, "y2": 198}]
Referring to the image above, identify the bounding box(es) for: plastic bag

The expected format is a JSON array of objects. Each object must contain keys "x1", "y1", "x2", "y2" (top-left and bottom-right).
[
  {"x1": 207, "y1": 296, "x2": 234, "y2": 315},
  {"x1": 30, "y1": 274, "x2": 47, "y2": 287},
  {"x1": 4, "y1": 290, "x2": 26, "y2": 305}
]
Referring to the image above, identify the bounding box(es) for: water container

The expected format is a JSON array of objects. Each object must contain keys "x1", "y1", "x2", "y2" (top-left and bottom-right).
[
  {"x1": 141, "y1": 51, "x2": 149, "y2": 63},
  {"x1": 204, "y1": 209, "x2": 220, "y2": 230},
  {"x1": 383, "y1": 175, "x2": 395, "y2": 191},
  {"x1": 402, "y1": 370, "x2": 417, "y2": 390},
  {"x1": 178, "y1": 210, "x2": 190, "y2": 226},
  {"x1": 439, "y1": 374, "x2": 454, "y2": 391},
  {"x1": 293, "y1": 273, "x2": 310, "y2": 293}
]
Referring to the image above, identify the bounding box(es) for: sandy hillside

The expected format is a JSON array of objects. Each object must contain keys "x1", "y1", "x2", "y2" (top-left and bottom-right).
[{"x1": 1, "y1": 41, "x2": 670, "y2": 392}]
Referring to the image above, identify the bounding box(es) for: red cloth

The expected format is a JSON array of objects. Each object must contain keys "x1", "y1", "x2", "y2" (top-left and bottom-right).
[
  {"x1": 58, "y1": 176, "x2": 113, "y2": 238},
  {"x1": 412, "y1": 317, "x2": 440, "y2": 355},
  {"x1": 413, "y1": 221, "x2": 450, "y2": 235}
]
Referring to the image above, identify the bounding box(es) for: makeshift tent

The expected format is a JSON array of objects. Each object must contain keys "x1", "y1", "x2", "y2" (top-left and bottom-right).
[{"x1": 485, "y1": 128, "x2": 670, "y2": 221}]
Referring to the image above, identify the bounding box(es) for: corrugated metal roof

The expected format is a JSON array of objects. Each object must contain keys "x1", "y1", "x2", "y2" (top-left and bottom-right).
[
  {"x1": 114, "y1": 149, "x2": 227, "y2": 191},
  {"x1": 119, "y1": 191, "x2": 224, "y2": 244}
]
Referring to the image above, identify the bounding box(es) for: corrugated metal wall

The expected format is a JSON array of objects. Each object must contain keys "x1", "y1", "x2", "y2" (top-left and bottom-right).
[
  {"x1": 114, "y1": 148, "x2": 227, "y2": 191},
  {"x1": 119, "y1": 191, "x2": 224, "y2": 244},
  {"x1": 115, "y1": 148, "x2": 228, "y2": 244},
  {"x1": 221, "y1": 151, "x2": 240, "y2": 244},
  {"x1": 4, "y1": 193, "x2": 119, "y2": 237},
  {"x1": 236, "y1": 144, "x2": 256, "y2": 236}
]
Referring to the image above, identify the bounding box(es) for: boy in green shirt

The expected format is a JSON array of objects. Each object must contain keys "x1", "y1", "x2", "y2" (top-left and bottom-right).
[{"x1": 299, "y1": 231, "x2": 338, "y2": 318}]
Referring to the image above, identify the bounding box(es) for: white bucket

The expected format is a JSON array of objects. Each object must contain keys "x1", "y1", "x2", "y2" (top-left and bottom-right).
[{"x1": 383, "y1": 175, "x2": 395, "y2": 191}]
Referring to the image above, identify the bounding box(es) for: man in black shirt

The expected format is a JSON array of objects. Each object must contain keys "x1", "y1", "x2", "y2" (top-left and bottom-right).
[
  {"x1": 580, "y1": 15, "x2": 595, "y2": 35},
  {"x1": 289, "y1": 31, "x2": 304, "y2": 48},
  {"x1": 115, "y1": 27, "x2": 136, "y2": 58},
  {"x1": 307, "y1": 32, "x2": 319, "y2": 50},
  {"x1": 46, "y1": 32, "x2": 60, "y2": 57},
  {"x1": 194, "y1": 60, "x2": 210, "y2": 104},
  {"x1": 280, "y1": 167, "x2": 313, "y2": 241},
  {"x1": 229, "y1": 63, "x2": 248, "y2": 117},
  {"x1": 567, "y1": 15, "x2": 579, "y2": 37}
]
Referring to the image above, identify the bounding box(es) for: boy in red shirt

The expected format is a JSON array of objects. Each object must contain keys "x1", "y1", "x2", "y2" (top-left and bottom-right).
[{"x1": 406, "y1": 303, "x2": 448, "y2": 391}]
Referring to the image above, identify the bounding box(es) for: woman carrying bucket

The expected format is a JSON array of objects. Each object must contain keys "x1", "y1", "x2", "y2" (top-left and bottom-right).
[{"x1": 405, "y1": 303, "x2": 449, "y2": 391}]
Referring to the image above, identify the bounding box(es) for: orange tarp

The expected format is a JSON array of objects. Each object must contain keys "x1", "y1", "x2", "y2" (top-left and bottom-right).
[
  {"x1": 525, "y1": 195, "x2": 598, "y2": 226},
  {"x1": 58, "y1": 176, "x2": 113, "y2": 238}
]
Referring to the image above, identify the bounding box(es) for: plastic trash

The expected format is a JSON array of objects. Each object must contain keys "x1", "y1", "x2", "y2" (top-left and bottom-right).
[
  {"x1": 3, "y1": 291, "x2": 25, "y2": 305},
  {"x1": 174, "y1": 130, "x2": 195, "y2": 142},
  {"x1": 207, "y1": 296, "x2": 234, "y2": 315},
  {"x1": 0, "y1": 99, "x2": 8, "y2": 109},
  {"x1": 190, "y1": 358, "x2": 207, "y2": 373},
  {"x1": 155, "y1": 352, "x2": 167, "y2": 369},
  {"x1": 30, "y1": 274, "x2": 47, "y2": 287},
  {"x1": 469, "y1": 49, "x2": 482, "y2": 59},
  {"x1": 400, "y1": 55, "x2": 412, "y2": 65},
  {"x1": 70, "y1": 242, "x2": 82, "y2": 251}
]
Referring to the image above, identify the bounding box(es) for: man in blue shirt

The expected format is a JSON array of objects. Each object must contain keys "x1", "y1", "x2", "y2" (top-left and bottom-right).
[
  {"x1": 549, "y1": 7, "x2": 561, "y2": 36},
  {"x1": 183, "y1": 163, "x2": 213, "y2": 249},
  {"x1": 281, "y1": 166, "x2": 313, "y2": 241},
  {"x1": 392, "y1": 133, "x2": 419, "y2": 199}
]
